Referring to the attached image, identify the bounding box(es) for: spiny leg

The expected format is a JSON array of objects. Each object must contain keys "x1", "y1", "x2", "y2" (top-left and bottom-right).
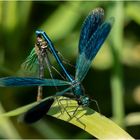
[
  {"x1": 55, "y1": 96, "x2": 65, "y2": 115},
  {"x1": 57, "y1": 97, "x2": 73, "y2": 119}
]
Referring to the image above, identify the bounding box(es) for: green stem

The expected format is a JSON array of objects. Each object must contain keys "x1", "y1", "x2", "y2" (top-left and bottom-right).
[{"x1": 110, "y1": 2, "x2": 125, "y2": 127}]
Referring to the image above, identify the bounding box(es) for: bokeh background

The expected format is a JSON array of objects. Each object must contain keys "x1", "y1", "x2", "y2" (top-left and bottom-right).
[{"x1": 0, "y1": 1, "x2": 140, "y2": 139}]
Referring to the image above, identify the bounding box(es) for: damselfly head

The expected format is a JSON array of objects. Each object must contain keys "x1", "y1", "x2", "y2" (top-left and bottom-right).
[
  {"x1": 36, "y1": 35, "x2": 48, "y2": 49},
  {"x1": 78, "y1": 96, "x2": 90, "y2": 107}
]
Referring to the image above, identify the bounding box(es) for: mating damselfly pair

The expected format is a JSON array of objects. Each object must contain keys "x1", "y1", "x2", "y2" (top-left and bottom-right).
[{"x1": 0, "y1": 8, "x2": 114, "y2": 124}]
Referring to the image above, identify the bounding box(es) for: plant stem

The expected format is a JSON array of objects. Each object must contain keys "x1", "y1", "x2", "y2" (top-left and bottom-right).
[{"x1": 110, "y1": 2, "x2": 125, "y2": 128}]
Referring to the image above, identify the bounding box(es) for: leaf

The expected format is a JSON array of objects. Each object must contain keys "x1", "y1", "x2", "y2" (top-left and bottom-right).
[
  {"x1": 0, "y1": 96, "x2": 53, "y2": 118},
  {"x1": 48, "y1": 98, "x2": 134, "y2": 139},
  {"x1": 0, "y1": 97, "x2": 134, "y2": 139},
  {"x1": 0, "y1": 103, "x2": 21, "y2": 138},
  {"x1": 0, "y1": 101, "x2": 38, "y2": 118}
]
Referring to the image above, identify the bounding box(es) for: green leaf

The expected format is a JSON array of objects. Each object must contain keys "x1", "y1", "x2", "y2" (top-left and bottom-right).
[
  {"x1": 0, "y1": 101, "x2": 38, "y2": 118},
  {"x1": 48, "y1": 98, "x2": 134, "y2": 139},
  {"x1": 0, "y1": 97, "x2": 134, "y2": 139},
  {"x1": 0, "y1": 103, "x2": 21, "y2": 138}
]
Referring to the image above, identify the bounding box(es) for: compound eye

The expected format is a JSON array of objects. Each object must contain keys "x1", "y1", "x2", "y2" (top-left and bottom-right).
[
  {"x1": 86, "y1": 97, "x2": 89, "y2": 101},
  {"x1": 78, "y1": 100, "x2": 82, "y2": 105},
  {"x1": 36, "y1": 42, "x2": 40, "y2": 46}
]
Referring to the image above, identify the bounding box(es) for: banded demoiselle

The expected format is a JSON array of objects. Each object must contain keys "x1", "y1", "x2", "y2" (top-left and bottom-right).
[
  {"x1": 0, "y1": 8, "x2": 114, "y2": 121},
  {"x1": 22, "y1": 34, "x2": 62, "y2": 101},
  {"x1": 22, "y1": 31, "x2": 72, "y2": 101},
  {"x1": 19, "y1": 35, "x2": 61, "y2": 123}
]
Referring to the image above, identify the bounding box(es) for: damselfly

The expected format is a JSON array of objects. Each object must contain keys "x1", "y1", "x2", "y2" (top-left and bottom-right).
[
  {"x1": 22, "y1": 32, "x2": 73, "y2": 101},
  {"x1": 18, "y1": 34, "x2": 62, "y2": 123},
  {"x1": 0, "y1": 8, "x2": 114, "y2": 121},
  {"x1": 19, "y1": 35, "x2": 66, "y2": 122}
]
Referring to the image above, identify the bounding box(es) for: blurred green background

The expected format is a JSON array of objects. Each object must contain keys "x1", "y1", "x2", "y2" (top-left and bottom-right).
[{"x1": 0, "y1": 1, "x2": 140, "y2": 139}]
